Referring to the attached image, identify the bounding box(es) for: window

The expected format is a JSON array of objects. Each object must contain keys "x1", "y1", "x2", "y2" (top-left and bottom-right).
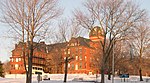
[
  {"x1": 84, "y1": 48, "x2": 86, "y2": 52},
  {"x1": 71, "y1": 64, "x2": 75, "y2": 70},
  {"x1": 39, "y1": 55, "x2": 41, "y2": 58},
  {"x1": 15, "y1": 64, "x2": 19, "y2": 70},
  {"x1": 68, "y1": 49, "x2": 70, "y2": 54},
  {"x1": 76, "y1": 56, "x2": 78, "y2": 60},
  {"x1": 41, "y1": 60, "x2": 44, "y2": 64},
  {"x1": 18, "y1": 65, "x2": 21, "y2": 70},
  {"x1": 79, "y1": 62, "x2": 82, "y2": 69},
  {"x1": 97, "y1": 58, "x2": 99, "y2": 61},
  {"x1": 79, "y1": 55, "x2": 82, "y2": 60},
  {"x1": 14, "y1": 58, "x2": 16, "y2": 62},
  {"x1": 75, "y1": 64, "x2": 78, "y2": 70},
  {"x1": 46, "y1": 47, "x2": 49, "y2": 53},
  {"x1": 75, "y1": 43, "x2": 77, "y2": 46},
  {"x1": 11, "y1": 65, "x2": 14, "y2": 69},
  {"x1": 19, "y1": 58, "x2": 21, "y2": 61},
  {"x1": 11, "y1": 58, "x2": 14, "y2": 62},
  {"x1": 76, "y1": 48, "x2": 78, "y2": 52},
  {"x1": 72, "y1": 54, "x2": 75, "y2": 58},
  {"x1": 85, "y1": 56, "x2": 87, "y2": 61},
  {"x1": 64, "y1": 49, "x2": 66, "y2": 54},
  {"x1": 71, "y1": 43, "x2": 74, "y2": 46},
  {"x1": 16, "y1": 58, "x2": 18, "y2": 62},
  {"x1": 68, "y1": 63, "x2": 70, "y2": 68},
  {"x1": 40, "y1": 59, "x2": 42, "y2": 63}
]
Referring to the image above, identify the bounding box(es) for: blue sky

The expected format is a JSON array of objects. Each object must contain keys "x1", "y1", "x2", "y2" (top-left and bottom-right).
[{"x1": 0, "y1": 0, "x2": 150, "y2": 63}]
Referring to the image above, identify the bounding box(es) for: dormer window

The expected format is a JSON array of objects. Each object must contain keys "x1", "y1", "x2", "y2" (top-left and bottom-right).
[
  {"x1": 75, "y1": 43, "x2": 77, "y2": 46},
  {"x1": 71, "y1": 43, "x2": 74, "y2": 46}
]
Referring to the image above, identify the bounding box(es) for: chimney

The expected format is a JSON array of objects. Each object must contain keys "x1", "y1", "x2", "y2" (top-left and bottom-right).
[{"x1": 15, "y1": 44, "x2": 17, "y2": 48}]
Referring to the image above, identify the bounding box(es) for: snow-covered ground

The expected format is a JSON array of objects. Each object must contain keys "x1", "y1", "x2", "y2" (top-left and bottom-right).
[{"x1": 0, "y1": 74, "x2": 150, "y2": 83}]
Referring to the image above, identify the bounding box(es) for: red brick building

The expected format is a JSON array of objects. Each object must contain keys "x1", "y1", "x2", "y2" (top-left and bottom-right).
[
  {"x1": 61, "y1": 37, "x2": 97, "y2": 74},
  {"x1": 10, "y1": 42, "x2": 47, "y2": 74},
  {"x1": 10, "y1": 42, "x2": 26, "y2": 74},
  {"x1": 10, "y1": 26, "x2": 103, "y2": 74},
  {"x1": 63, "y1": 27, "x2": 103, "y2": 74}
]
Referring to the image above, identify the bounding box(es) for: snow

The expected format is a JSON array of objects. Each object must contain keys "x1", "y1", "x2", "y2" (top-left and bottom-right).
[{"x1": 0, "y1": 74, "x2": 150, "y2": 83}]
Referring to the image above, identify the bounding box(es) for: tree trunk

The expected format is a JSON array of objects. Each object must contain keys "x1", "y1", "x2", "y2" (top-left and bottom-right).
[
  {"x1": 139, "y1": 68, "x2": 143, "y2": 81},
  {"x1": 139, "y1": 48, "x2": 143, "y2": 81},
  {"x1": 30, "y1": 44, "x2": 33, "y2": 83},
  {"x1": 26, "y1": 73, "x2": 29, "y2": 83},
  {"x1": 101, "y1": 62, "x2": 105, "y2": 83},
  {"x1": 28, "y1": 40, "x2": 33, "y2": 83},
  {"x1": 23, "y1": 47, "x2": 28, "y2": 83},
  {"x1": 108, "y1": 71, "x2": 111, "y2": 80},
  {"x1": 64, "y1": 57, "x2": 68, "y2": 82}
]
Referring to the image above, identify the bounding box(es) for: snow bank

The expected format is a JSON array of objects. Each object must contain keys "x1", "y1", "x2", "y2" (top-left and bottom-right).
[{"x1": 1, "y1": 74, "x2": 150, "y2": 83}]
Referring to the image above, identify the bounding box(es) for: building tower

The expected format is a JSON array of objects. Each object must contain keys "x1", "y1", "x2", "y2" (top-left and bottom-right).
[{"x1": 89, "y1": 26, "x2": 104, "y2": 42}]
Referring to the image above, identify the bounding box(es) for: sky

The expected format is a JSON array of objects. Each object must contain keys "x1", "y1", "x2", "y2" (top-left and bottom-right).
[{"x1": 0, "y1": 0, "x2": 150, "y2": 63}]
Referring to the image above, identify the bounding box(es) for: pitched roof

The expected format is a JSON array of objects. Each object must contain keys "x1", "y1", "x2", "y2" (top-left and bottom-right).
[{"x1": 69, "y1": 37, "x2": 94, "y2": 49}]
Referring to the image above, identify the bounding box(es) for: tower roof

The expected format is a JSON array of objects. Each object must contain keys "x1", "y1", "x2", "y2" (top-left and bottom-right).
[
  {"x1": 89, "y1": 26, "x2": 104, "y2": 42},
  {"x1": 89, "y1": 26, "x2": 103, "y2": 37}
]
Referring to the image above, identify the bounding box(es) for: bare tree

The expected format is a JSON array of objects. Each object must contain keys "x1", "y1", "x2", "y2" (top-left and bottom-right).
[
  {"x1": 2, "y1": 61, "x2": 11, "y2": 75},
  {"x1": 57, "y1": 19, "x2": 82, "y2": 82},
  {"x1": 129, "y1": 22, "x2": 150, "y2": 81},
  {"x1": 1, "y1": 0, "x2": 61, "y2": 83},
  {"x1": 57, "y1": 19, "x2": 82, "y2": 42},
  {"x1": 45, "y1": 43, "x2": 66, "y2": 74},
  {"x1": 73, "y1": 0, "x2": 147, "y2": 83}
]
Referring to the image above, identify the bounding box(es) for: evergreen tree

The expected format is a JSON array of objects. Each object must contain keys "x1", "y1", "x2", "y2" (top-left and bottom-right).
[{"x1": 0, "y1": 61, "x2": 4, "y2": 77}]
